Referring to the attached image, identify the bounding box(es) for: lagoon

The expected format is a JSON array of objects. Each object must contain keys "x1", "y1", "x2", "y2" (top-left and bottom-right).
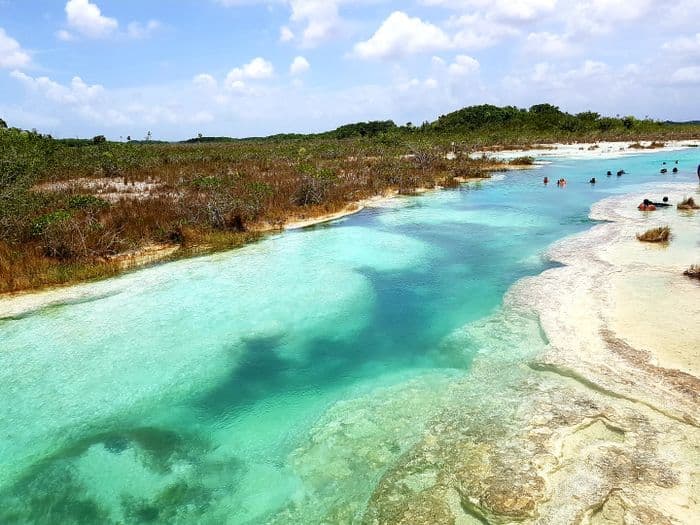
[{"x1": 1, "y1": 149, "x2": 698, "y2": 524}]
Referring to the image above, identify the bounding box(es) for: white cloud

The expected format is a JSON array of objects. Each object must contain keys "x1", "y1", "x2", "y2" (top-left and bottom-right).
[
  {"x1": 524, "y1": 31, "x2": 577, "y2": 56},
  {"x1": 65, "y1": 0, "x2": 118, "y2": 38},
  {"x1": 662, "y1": 33, "x2": 700, "y2": 56},
  {"x1": 422, "y1": 0, "x2": 557, "y2": 22},
  {"x1": 448, "y1": 54, "x2": 480, "y2": 76},
  {"x1": 126, "y1": 20, "x2": 161, "y2": 39},
  {"x1": 224, "y1": 57, "x2": 275, "y2": 91},
  {"x1": 193, "y1": 73, "x2": 218, "y2": 90},
  {"x1": 290, "y1": 0, "x2": 343, "y2": 48},
  {"x1": 670, "y1": 66, "x2": 700, "y2": 84},
  {"x1": 290, "y1": 56, "x2": 310, "y2": 75},
  {"x1": 227, "y1": 57, "x2": 275, "y2": 82},
  {"x1": 11, "y1": 70, "x2": 104, "y2": 104},
  {"x1": 568, "y1": 0, "x2": 652, "y2": 35},
  {"x1": 0, "y1": 28, "x2": 31, "y2": 69},
  {"x1": 448, "y1": 13, "x2": 520, "y2": 50},
  {"x1": 56, "y1": 29, "x2": 75, "y2": 42},
  {"x1": 280, "y1": 26, "x2": 295, "y2": 42},
  {"x1": 353, "y1": 11, "x2": 452, "y2": 60}
]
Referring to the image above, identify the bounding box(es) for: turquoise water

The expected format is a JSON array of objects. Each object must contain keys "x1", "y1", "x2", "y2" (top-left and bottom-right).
[{"x1": 1, "y1": 150, "x2": 698, "y2": 524}]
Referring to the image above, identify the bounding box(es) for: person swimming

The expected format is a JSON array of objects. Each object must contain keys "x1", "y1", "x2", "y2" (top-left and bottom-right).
[
  {"x1": 590, "y1": 177, "x2": 596, "y2": 184},
  {"x1": 544, "y1": 177, "x2": 549, "y2": 184},
  {"x1": 606, "y1": 170, "x2": 612, "y2": 177},
  {"x1": 617, "y1": 170, "x2": 625, "y2": 176},
  {"x1": 648, "y1": 196, "x2": 672, "y2": 207},
  {"x1": 697, "y1": 164, "x2": 700, "y2": 181},
  {"x1": 638, "y1": 199, "x2": 657, "y2": 211},
  {"x1": 660, "y1": 168, "x2": 668, "y2": 174},
  {"x1": 673, "y1": 167, "x2": 678, "y2": 173}
]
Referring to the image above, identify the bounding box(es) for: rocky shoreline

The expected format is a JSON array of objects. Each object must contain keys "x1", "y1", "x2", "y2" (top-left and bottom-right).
[{"x1": 360, "y1": 183, "x2": 700, "y2": 524}]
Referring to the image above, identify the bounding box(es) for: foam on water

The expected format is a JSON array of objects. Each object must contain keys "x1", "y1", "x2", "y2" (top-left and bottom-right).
[{"x1": 1, "y1": 148, "x2": 698, "y2": 523}]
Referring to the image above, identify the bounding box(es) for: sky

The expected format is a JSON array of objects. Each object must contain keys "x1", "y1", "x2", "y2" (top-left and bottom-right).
[{"x1": 0, "y1": 0, "x2": 699, "y2": 140}]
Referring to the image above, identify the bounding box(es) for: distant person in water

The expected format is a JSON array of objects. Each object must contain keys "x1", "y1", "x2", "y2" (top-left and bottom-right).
[
  {"x1": 649, "y1": 197, "x2": 672, "y2": 207},
  {"x1": 607, "y1": 170, "x2": 612, "y2": 177},
  {"x1": 697, "y1": 164, "x2": 700, "y2": 181},
  {"x1": 590, "y1": 177, "x2": 596, "y2": 184},
  {"x1": 544, "y1": 177, "x2": 549, "y2": 185},
  {"x1": 617, "y1": 170, "x2": 625, "y2": 177},
  {"x1": 673, "y1": 167, "x2": 678, "y2": 173},
  {"x1": 638, "y1": 199, "x2": 657, "y2": 211}
]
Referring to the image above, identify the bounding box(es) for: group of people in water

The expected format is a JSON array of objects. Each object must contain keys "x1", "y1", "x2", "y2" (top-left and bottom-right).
[
  {"x1": 660, "y1": 160, "x2": 680, "y2": 174},
  {"x1": 543, "y1": 161, "x2": 700, "y2": 190},
  {"x1": 542, "y1": 177, "x2": 567, "y2": 186}
]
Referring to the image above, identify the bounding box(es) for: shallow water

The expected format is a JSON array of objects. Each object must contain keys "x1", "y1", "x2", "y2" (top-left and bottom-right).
[{"x1": 1, "y1": 150, "x2": 698, "y2": 524}]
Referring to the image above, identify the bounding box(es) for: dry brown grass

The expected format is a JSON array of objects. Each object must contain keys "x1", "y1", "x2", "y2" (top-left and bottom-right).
[
  {"x1": 2, "y1": 140, "x2": 508, "y2": 293},
  {"x1": 684, "y1": 264, "x2": 700, "y2": 279},
  {"x1": 677, "y1": 197, "x2": 700, "y2": 210},
  {"x1": 636, "y1": 226, "x2": 671, "y2": 243}
]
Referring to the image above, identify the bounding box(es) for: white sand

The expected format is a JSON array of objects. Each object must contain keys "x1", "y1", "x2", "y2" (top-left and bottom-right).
[{"x1": 474, "y1": 140, "x2": 700, "y2": 161}]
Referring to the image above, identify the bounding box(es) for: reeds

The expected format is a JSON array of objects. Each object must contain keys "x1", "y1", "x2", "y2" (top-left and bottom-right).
[
  {"x1": 684, "y1": 264, "x2": 700, "y2": 279},
  {"x1": 677, "y1": 197, "x2": 700, "y2": 210},
  {"x1": 636, "y1": 226, "x2": 671, "y2": 243}
]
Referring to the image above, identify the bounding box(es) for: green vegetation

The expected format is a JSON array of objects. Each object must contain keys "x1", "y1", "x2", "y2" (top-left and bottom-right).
[{"x1": 1, "y1": 103, "x2": 699, "y2": 293}]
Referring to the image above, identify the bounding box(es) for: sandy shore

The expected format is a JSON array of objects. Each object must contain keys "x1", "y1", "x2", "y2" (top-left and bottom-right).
[
  {"x1": 362, "y1": 182, "x2": 700, "y2": 524},
  {"x1": 475, "y1": 139, "x2": 700, "y2": 161}
]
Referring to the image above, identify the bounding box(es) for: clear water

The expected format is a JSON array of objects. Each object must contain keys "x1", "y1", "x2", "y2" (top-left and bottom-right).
[{"x1": 1, "y1": 150, "x2": 698, "y2": 524}]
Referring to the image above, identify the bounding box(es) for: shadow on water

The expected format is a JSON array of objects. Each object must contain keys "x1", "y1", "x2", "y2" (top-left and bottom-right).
[{"x1": 0, "y1": 425, "x2": 243, "y2": 524}]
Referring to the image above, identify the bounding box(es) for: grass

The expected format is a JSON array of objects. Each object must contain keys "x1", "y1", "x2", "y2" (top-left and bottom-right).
[
  {"x1": 677, "y1": 197, "x2": 700, "y2": 210},
  {"x1": 509, "y1": 156, "x2": 535, "y2": 165},
  {"x1": 636, "y1": 226, "x2": 671, "y2": 243},
  {"x1": 2, "y1": 103, "x2": 700, "y2": 293},
  {"x1": 684, "y1": 264, "x2": 700, "y2": 279}
]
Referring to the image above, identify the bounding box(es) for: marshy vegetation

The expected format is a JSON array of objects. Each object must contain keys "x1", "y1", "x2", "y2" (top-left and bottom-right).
[
  {"x1": 677, "y1": 197, "x2": 700, "y2": 210},
  {"x1": 2, "y1": 103, "x2": 699, "y2": 293},
  {"x1": 636, "y1": 226, "x2": 671, "y2": 243}
]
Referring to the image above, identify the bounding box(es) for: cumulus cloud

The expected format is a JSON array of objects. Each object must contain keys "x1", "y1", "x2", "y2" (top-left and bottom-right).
[
  {"x1": 65, "y1": 0, "x2": 118, "y2": 38},
  {"x1": 447, "y1": 54, "x2": 480, "y2": 76},
  {"x1": 280, "y1": 26, "x2": 295, "y2": 42},
  {"x1": 662, "y1": 33, "x2": 700, "y2": 56},
  {"x1": 290, "y1": 56, "x2": 310, "y2": 75},
  {"x1": 61, "y1": 0, "x2": 161, "y2": 40},
  {"x1": 289, "y1": 0, "x2": 343, "y2": 47},
  {"x1": 224, "y1": 57, "x2": 275, "y2": 92},
  {"x1": 670, "y1": 66, "x2": 700, "y2": 84},
  {"x1": 11, "y1": 70, "x2": 104, "y2": 104},
  {"x1": 353, "y1": 11, "x2": 452, "y2": 60},
  {"x1": 421, "y1": 0, "x2": 557, "y2": 22},
  {"x1": 193, "y1": 73, "x2": 218, "y2": 90},
  {"x1": 0, "y1": 28, "x2": 31, "y2": 69},
  {"x1": 524, "y1": 31, "x2": 578, "y2": 57}
]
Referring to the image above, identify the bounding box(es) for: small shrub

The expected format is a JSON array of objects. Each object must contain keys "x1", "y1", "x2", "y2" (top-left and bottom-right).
[
  {"x1": 677, "y1": 197, "x2": 700, "y2": 210},
  {"x1": 92, "y1": 135, "x2": 107, "y2": 144},
  {"x1": 683, "y1": 264, "x2": 700, "y2": 279},
  {"x1": 68, "y1": 195, "x2": 110, "y2": 211},
  {"x1": 510, "y1": 156, "x2": 535, "y2": 165},
  {"x1": 636, "y1": 226, "x2": 670, "y2": 243},
  {"x1": 31, "y1": 210, "x2": 72, "y2": 237},
  {"x1": 442, "y1": 176, "x2": 460, "y2": 188},
  {"x1": 191, "y1": 176, "x2": 222, "y2": 189}
]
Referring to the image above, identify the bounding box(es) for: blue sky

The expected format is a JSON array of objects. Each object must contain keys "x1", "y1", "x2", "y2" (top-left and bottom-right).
[{"x1": 1, "y1": 0, "x2": 699, "y2": 140}]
